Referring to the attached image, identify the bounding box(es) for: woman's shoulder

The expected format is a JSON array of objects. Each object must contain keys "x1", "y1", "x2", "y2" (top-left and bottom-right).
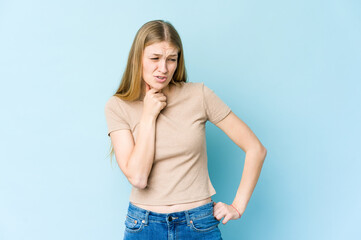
[
  {"x1": 182, "y1": 81, "x2": 203, "y2": 86},
  {"x1": 178, "y1": 81, "x2": 205, "y2": 91},
  {"x1": 105, "y1": 95, "x2": 135, "y2": 111},
  {"x1": 105, "y1": 95, "x2": 123, "y2": 106}
]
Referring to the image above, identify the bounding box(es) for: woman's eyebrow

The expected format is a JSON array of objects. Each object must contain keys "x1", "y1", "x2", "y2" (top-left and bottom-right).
[{"x1": 151, "y1": 53, "x2": 178, "y2": 57}]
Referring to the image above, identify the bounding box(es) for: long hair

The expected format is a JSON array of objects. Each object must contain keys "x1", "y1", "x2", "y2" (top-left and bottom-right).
[
  {"x1": 115, "y1": 20, "x2": 187, "y2": 101},
  {"x1": 108, "y1": 20, "x2": 188, "y2": 164}
]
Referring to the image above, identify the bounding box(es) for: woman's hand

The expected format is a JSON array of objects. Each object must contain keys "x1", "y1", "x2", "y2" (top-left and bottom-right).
[
  {"x1": 142, "y1": 82, "x2": 167, "y2": 119},
  {"x1": 213, "y1": 201, "x2": 242, "y2": 224}
]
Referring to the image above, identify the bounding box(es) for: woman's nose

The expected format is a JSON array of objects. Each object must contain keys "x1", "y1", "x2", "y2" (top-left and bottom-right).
[{"x1": 158, "y1": 60, "x2": 168, "y2": 73}]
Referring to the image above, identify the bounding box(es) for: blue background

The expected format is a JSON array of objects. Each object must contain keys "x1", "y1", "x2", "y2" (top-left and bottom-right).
[{"x1": 1, "y1": 0, "x2": 360, "y2": 239}]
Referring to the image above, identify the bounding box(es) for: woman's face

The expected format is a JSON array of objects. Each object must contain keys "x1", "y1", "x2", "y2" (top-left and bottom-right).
[{"x1": 142, "y1": 41, "x2": 178, "y2": 92}]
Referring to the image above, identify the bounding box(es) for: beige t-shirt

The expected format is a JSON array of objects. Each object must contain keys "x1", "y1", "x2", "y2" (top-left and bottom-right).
[{"x1": 104, "y1": 81, "x2": 231, "y2": 205}]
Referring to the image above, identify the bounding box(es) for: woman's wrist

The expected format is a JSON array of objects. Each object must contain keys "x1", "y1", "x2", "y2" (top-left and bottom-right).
[
  {"x1": 140, "y1": 114, "x2": 157, "y2": 124},
  {"x1": 231, "y1": 204, "x2": 242, "y2": 218}
]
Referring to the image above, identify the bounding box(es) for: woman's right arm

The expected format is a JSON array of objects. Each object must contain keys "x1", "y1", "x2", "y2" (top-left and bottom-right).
[
  {"x1": 110, "y1": 84, "x2": 166, "y2": 189},
  {"x1": 110, "y1": 115, "x2": 156, "y2": 189}
]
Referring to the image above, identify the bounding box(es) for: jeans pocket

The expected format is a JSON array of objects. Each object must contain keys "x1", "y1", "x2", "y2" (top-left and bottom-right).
[
  {"x1": 124, "y1": 214, "x2": 144, "y2": 233},
  {"x1": 190, "y1": 212, "x2": 221, "y2": 232}
]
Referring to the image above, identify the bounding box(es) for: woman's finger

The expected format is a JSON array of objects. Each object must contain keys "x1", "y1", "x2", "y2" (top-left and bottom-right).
[
  {"x1": 222, "y1": 214, "x2": 232, "y2": 224},
  {"x1": 156, "y1": 95, "x2": 167, "y2": 102},
  {"x1": 145, "y1": 82, "x2": 151, "y2": 92},
  {"x1": 214, "y1": 211, "x2": 226, "y2": 221},
  {"x1": 213, "y1": 201, "x2": 220, "y2": 210}
]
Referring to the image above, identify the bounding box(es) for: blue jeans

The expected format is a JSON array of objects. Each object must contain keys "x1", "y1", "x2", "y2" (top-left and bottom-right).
[{"x1": 123, "y1": 199, "x2": 223, "y2": 240}]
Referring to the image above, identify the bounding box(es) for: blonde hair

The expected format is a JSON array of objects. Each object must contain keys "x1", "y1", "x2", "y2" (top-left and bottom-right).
[{"x1": 107, "y1": 20, "x2": 188, "y2": 165}]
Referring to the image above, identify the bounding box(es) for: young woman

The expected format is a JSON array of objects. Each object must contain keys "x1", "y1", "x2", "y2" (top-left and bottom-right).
[{"x1": 104, "y1": 19, "x2": 267, "y2": 240}]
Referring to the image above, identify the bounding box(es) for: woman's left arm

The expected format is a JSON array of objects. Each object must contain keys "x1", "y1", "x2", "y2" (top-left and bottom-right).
[{"x1": 212, "y1": 111, "x2": 267, "y2": 224}]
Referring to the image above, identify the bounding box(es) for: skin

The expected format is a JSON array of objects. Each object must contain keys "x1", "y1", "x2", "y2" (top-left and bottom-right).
[
  {"x1": 110, "y1": 41, "x2": 267, "y2": 225},
  {"x1": 141, "y1": 41, "x2": 178, "y2": 92},
  {"x1": 213, "y1": 115, "x2": 267, "y2": 224}
]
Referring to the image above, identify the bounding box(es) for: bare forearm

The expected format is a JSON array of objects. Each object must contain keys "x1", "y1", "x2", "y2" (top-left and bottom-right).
[
  {"x1": 232, "y1": 148, "x2": 267, "y2": 214},
  {"x1": 127, "y1": 114, "x2": 157, "y2": 187}
]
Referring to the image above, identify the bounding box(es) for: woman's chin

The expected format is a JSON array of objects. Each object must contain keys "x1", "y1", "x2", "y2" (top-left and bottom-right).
[
  {"x1": 152, "y1": 83, "x2": 169, "y2": 91},
  {"x1": 143, "y1": 80, "x2": 170, "y2": 92}
]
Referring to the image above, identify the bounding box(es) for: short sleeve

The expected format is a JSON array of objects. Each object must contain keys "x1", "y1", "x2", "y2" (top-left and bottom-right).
[
  {"x1": 104, "y1": 96, "x2": 131, "y2": 137},
  {"x1": 202, "y1": 83, "x2": 232, "y2": 124}
]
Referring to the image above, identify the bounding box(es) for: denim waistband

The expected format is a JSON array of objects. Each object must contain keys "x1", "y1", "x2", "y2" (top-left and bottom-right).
[{"x1": 126, "y1": 200, "x2": 215, "y2": 225}]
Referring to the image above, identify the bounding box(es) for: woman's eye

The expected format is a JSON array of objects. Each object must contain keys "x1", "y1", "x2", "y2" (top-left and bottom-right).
[{"x1": 150, "y1": 58, "x2": 176, "y2": 61}]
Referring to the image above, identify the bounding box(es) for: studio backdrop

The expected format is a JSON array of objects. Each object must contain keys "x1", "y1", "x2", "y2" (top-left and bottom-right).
[{"x1": 0, "y1": 0, "x2": 360, "y2": 239}]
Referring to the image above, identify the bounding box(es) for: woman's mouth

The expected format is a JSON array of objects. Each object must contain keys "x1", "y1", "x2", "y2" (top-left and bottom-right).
[{"x1": 155, "y1": 76, "x2": 167, "y2": 83}]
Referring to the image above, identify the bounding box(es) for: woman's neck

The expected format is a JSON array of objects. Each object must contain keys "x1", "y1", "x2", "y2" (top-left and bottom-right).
[{"x1": 139, "y1": 83, "x2": 172, "y2": 101}]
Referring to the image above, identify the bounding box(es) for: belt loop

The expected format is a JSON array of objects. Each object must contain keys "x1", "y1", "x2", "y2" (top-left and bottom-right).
[
  {"x1": 185, "y1": 210, "x2": 190, "y2": 226},
  {"x1": 144, "y1": 210, "x2": 149, "y2": 225}
]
